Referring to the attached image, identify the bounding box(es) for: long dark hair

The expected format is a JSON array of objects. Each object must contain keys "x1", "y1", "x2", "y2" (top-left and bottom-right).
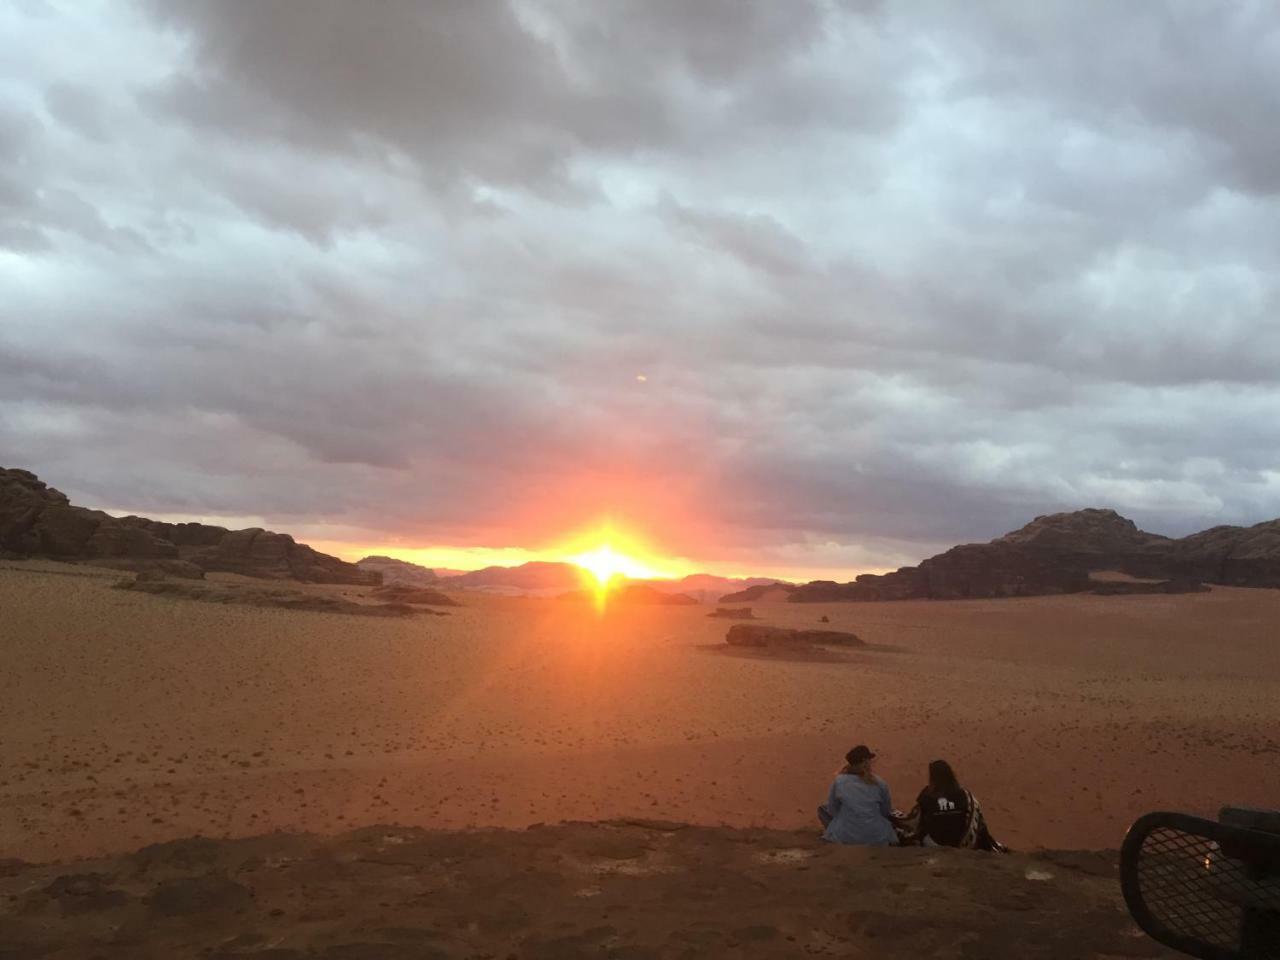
[{"x1": 928, "y1": 759, "x2": 960, "y2": 793}]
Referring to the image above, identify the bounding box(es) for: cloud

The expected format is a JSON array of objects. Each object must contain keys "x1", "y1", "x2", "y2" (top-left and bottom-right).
[{"x1": 2, "y1": 0, "x2": 1279, "y2": 577}]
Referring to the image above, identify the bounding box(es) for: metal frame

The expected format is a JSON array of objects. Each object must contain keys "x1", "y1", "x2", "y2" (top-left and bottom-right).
[{"x1": 1121, "y1": 811, "x2": 1280, "y2": 960}]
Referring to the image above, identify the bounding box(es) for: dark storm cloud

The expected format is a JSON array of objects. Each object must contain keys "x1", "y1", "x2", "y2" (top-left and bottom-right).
[{"x1": 3, "y1": 0, "x2": 1280, "y2": 575}]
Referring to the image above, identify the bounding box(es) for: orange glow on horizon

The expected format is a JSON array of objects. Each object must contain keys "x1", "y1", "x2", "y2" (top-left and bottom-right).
[{"x1": 569, "y1": 544, "x2": 661, "y2": 586}]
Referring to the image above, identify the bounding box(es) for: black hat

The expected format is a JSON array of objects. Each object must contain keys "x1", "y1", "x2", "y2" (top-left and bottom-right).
[{"x1": 846, "y1": 745, "x2": 875, "y2": 765}]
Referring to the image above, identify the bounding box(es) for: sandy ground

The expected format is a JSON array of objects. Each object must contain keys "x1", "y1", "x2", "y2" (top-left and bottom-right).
[
  {"x1": 2, "y1": 560, "x2": 1278, "y2": 864},
  {"x1": 0, "y1": 822, "x2": 1178, "y2": 959}
]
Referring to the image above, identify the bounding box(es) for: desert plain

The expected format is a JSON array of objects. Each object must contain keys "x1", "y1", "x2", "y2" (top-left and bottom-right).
[{"x1": 3, "y1": 560, "x2": 1277, "y2": 866}]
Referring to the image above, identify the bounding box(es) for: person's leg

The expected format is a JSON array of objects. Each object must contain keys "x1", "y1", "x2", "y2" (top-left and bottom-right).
[{"x1": 817, "y1": 805, "x2": 833, "y2": 828}]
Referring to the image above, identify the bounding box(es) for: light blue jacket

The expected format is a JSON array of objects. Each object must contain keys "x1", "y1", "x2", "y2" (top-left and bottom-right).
[{"x1": 822, "y1": 774, "x2": 897, "y2": 845}]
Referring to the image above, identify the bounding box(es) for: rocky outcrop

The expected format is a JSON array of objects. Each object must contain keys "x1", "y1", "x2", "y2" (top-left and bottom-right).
[
  {"x1": 1, "y1": 467, "x2": 377, "y2": 585},
  {"x1": 356, "y1": 555, "x2": 437, "y2": 586},
  {"x1": 193, "y1": 528, "x2": 374, "y2": 583},
  {"x1": 1124, "y1": 520, "x2": 1280, "y2": 587},
  {"x1": 791, "y1": 542, "x2": 1090, "y2": 602},
  {"x1": 725, "y1": 624, "x2": 863, "y2": 647},
  {"x1": 0, "y1": 823, "x2": 1160, "y2": 960},
  {"x1": 790, "y1": 507, "x2": 1280, "y2": 602}
]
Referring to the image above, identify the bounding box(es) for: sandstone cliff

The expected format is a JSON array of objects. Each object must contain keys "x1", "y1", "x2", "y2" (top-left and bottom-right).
[{"x1": 0, "y1": 467, "x2": 377, "y2": 585}]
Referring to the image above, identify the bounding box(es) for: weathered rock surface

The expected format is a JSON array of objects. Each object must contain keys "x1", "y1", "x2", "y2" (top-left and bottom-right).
[
  {"x1": 725, "y1": 624, "x2": 863, "y2": 647},
  {"x1": 2, "y1": 823, "x2": 1167, "y2": 959},
  {"x1": 0, "y1": 467, "x2": 377, "y2": 585},
  {"x1": 357, "y1": 554, "x2": 438, "y2": 586},
  {"x1": 790, "y1": 507, "x2": 1280, "y2": 602}
]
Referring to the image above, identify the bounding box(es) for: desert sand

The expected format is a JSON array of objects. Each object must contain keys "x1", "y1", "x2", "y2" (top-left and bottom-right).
[{"x1": 2, "y1": 559, "x2": 1278, "y2": 867}]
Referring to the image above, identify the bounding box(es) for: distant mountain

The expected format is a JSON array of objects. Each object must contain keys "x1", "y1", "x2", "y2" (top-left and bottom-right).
[
  {"x1": 438, "y1": 561, "x2": 585, "y2": 594},
  {"x1": 558, "y1": 583, "x2": 699, "y2": 605},
  {"x1": 790, "y1": 508, "x2": 1280, "y2": 602},
  {"x1": 0, "y1": 467, "x2": 377, "y2": 585},
  {"x1": 357, "y1": 555, "x2": 437, "y2": 587}
]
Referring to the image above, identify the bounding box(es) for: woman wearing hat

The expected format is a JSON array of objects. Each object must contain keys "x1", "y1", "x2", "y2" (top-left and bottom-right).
[{"x1": 818, "y1": 744, "x2": 898, "y2": 845}]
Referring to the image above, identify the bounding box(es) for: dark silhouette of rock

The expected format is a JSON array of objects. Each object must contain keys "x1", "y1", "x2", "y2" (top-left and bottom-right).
[
  {"x1": 789, "y1": 507, "x2": 1280, "y2": 601},
  {"x1": 370, "y1": 585, "x2": 459, "y2": 606},
  {"x1": 0, "y1": 467, "x2": 376, "y2": 585},
  {"x1": 707, "y1": 607, "x2": 757, "y2": 619},
  {"x1": 194, "y1": 528, "x2": 374, "y2": 584},
  {"x1": 725, "y1": 624, "x2": 863, "y2": 647},
  {"x1": 357, "y1": 555, "x2": 438, "y2": 586}
]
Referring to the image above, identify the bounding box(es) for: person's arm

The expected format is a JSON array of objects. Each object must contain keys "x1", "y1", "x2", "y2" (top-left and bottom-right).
[
  {"x1": 826, "y1": 779, "x2": 842, "y2": 818},
  {"x1": 879, "y1": 780, "x2": 893, "y2": 819}
]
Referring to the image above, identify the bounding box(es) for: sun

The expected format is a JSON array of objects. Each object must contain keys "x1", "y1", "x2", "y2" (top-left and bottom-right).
[{"x1": 568, "y1": 543, "x2": 660, "y2": 587}]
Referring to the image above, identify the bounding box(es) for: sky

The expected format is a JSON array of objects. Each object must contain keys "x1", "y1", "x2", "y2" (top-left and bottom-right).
[{"x1": 3, "y1": 1, "x2": 1280, "y2": 581}]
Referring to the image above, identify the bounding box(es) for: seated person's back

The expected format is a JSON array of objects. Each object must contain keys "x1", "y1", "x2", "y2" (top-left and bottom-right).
[
  {"x1": 821, "y1": 745, "x2": 898, "y2": 846},
  {"x1": 916, "y1": 781, "x2": 970, "y2": 846}
]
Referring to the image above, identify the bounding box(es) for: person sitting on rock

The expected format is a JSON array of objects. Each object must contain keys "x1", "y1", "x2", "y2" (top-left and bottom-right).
[
  {"x1": 818, "y1": 745, "x2": 898, "y2": 845},
  {"x1": 901, "y1": 759, "x2": 1007, "y2": 852}
]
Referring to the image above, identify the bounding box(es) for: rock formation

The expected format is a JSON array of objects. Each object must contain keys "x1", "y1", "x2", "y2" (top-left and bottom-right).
[
  {"x1": 356, "y1": 555, "x2": 437, "y2": 586},
  {"x1": 788, "y1": 507, "x2": 1280, "y2": 602},
  {"x1": 1, "y1": 467, "x2": 377, "y2": 585},
  {"x1": 725, "y1": 624, "x2": 863, "y2": 647},
  {"x1": 0, "y1": 822, "x2": 1161, "y2": 960}
]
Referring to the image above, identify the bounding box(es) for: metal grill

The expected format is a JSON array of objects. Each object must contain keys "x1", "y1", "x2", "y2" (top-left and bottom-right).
[{"x1": 1121, "y1": 812, "x2": 1280, "y2": 960}]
